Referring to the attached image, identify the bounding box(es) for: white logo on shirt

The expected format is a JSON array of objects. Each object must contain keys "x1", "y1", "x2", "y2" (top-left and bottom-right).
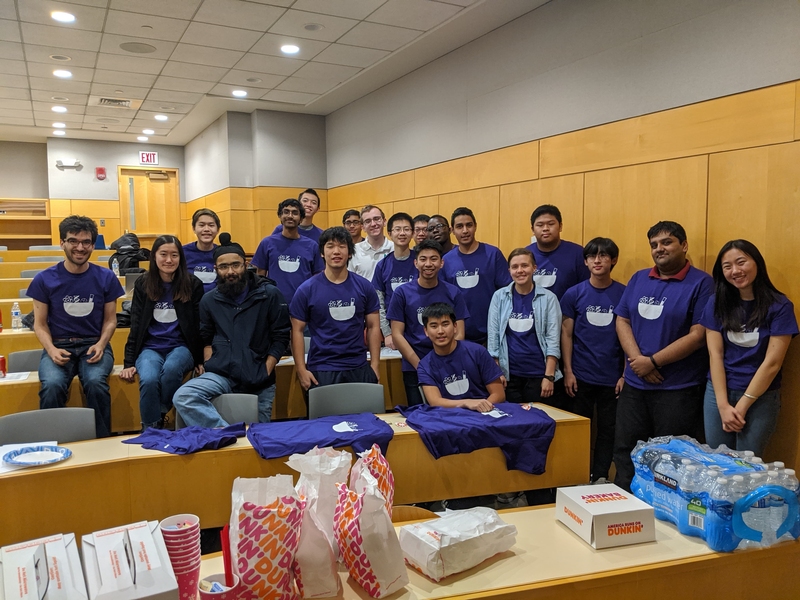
[
  {"x1": 62, "y1": 294, "x2": 94, "y2": 318},
  {"x1": 456, "y1": 268, "x2": 480, "y2": 289},
  {"x1": 727, "y1": 328, "x2": 760, "y2": 348},
  {"x1": 193, "y1": 266, "x2": 216, "y2": 283},
  {"x1": 483, "y1": 408, "x2": 510, "y2": 418},
  {"x1": 508, "y1": 311, "x2": 533, "y2": 332},
  {"x1": 153, "y1": 301, "x2": 177, "y2": 323},
  {"x1": 637, "y1": 296, "x2": 667, "y2": 320},
  {"x1": 534, "y1": 268, "x2": 557, "y2": 288},
  {"x1": 390, "y1": 276, "x2": 412, "y2": 291},
  {"x1": 278, "y1": 255, "x2": 300, "y2": 273},
  {"x1": 444, "y1": 370, "x2": 470, "y2": 395},
  {"x1": 332, "y1": 421, "x2": 360, "y2": 432},
  {"x1": 328, "y1": 297, "x2": 356, "y2": 321},
  {"x1": 585, "y1": 304, "x2": 614, "y2": 327}
]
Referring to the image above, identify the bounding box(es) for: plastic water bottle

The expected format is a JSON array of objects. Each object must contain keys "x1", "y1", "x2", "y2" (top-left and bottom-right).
[
  {"x1": 778, "y1": 469, "x2": 799, "y2": 539},
  {"x1": 679, "y1": 465, "x2": 705, "y2": 535},
  {"x1": 11, "y1": 301, "x2": 21, "y2": 330},
  {"x1": 707, "y1": 477, "x2": 738, "y2": 552},
  {"x1": 730, "y1": 475, "x2": 759, "y2": 548},
  {"x1": 767, "y1": 470, "x2": 784, "y2": 534},
  {"x1": 112, "y1": 258, "x2": 120, "y2": 276},
  {"x1": 745, "y1": 473, "x2": 773, "y2": 544}
]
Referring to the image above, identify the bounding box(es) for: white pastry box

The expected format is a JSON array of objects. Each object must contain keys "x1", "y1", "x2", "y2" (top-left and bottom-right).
[
  {"x1": 81, "y1": 522, "x2": 177, "y2": 600},
  {"x1": 556, "y1": 484, "x2": 656, "y2": 549},
  {"x1": 1, "y1": 533, "x2": 88, "y2": 600}
]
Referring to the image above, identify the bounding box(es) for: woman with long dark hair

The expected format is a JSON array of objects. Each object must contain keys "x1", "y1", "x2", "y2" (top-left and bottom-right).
[
  {"x1": 120, "y1": 235, "x2": 204, "y2": 429},
  {"x1": 701, "y1": 239, "x2": 798, "y2": 455}
]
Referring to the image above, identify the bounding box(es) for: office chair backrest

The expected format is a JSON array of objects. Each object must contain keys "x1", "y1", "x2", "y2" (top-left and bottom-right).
[
  {"x1": 308, "y1": 382, "x2": 385, "y2": 419},
  {"x1": 0, "y1": 408, "x2": 97, "y2": 444},
  {"x1": 8, "y1": 349, "x2": 42, "y2": 373}
]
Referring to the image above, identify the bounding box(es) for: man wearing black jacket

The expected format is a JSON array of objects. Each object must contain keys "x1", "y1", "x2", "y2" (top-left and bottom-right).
[{"x1": 173, "y1": 233, "x2": 290, "y2": 426}]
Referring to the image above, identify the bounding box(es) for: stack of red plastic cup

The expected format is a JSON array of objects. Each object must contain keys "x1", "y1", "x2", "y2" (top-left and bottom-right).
[{"x1": 159, "y1": 514, "x2": 201, "y2": 600}]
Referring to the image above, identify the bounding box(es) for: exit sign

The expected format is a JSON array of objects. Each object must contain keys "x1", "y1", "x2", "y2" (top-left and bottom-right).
[{"x1": 139, "y1": 151, "x2": 159, "y2": 165}]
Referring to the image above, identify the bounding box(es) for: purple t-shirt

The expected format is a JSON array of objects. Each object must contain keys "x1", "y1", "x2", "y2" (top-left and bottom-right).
[
  {"x1": 506, "y1": 287, "x2": 546, "y2": 378},
  {"x1": 371, "y1": 252, "x2": 416, "y2": 308},
  {"x1": 442, "y1": 243, "x2": 511, "y2": 343},
  {"x1": 290, "y1": 271, "x2": 380, "y2": 371},
  {"x1": 615, "y1": 266, "x2": 713, "y2": 390},
  {"x1": 182, "y1": 242, "x2": 217, "y2": 293},
  {"x1": 251, "y1": 234, "x2": 323, "y2": 304},
  {"x1": 417, "y1": 340, "x2": 504, "y2": 400},
  {"x1": 700, "y1": 294, "x2": 798, "y2": 391},
  {"x1": 561, "y1": 280, "x2": 626, "y2": 387},
  {"x1": 525, "y1": 239, "x2": 589, "y2": 299},
  {"x1": 386, "y1": 279, "x2": 470, "y2": 371},
  {"x1": 143, "y1": 282, "x2": 185, "y2": 353},
  {"x1": 272, "y1": 223, "x2": 323, "y2": 242},
  {"x1": 27, "y1": 262, "x2": 124, "y2": 339}
]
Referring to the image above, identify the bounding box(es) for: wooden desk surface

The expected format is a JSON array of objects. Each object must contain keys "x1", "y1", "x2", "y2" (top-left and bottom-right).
[
  {"x1": 200, "y1": 506, "x2": 800, "y2": 600},
  {"x1": 0, "y1": 407, "x2": 589, "y2": 547}
]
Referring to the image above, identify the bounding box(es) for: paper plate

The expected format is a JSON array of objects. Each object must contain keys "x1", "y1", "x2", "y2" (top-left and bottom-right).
[{"x1": 2, "y1": 445, "x2": 72, "y2": 466}]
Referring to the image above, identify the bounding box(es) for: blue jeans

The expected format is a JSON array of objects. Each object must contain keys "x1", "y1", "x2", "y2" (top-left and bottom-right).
[
  {"x1": 172, "y1": 372, "x2": 275, "y2": 427},
  {"x1": 703, "y1": 380, "x2": 781, "y2": 456},
  {"x1": 135, "y1": 346, "x2": 194, "y2": 427},
  {"x1": 39, "y1": 339, "x2": 114, "y2": 438}
]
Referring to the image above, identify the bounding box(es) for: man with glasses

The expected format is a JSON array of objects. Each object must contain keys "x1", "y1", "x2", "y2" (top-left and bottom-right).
[
  {"x1": 342, "y1": 210, "x2": 364, "y2": 244},
  {"x1": 252, "y1": 198, "x2": 323, "y2": 305},
  {"x1": 413, "y1": 214, "x2": 431, "y2": 247},
  {"x1": 272, "y1": 188, "x2": 324, "y2": 242},
  {"x1": 28, "y1": 215, "x2": 124, "y2": 437},
  {"x1": 173, "y1": 233, "x2": 290, "y2": 426},
  {"x1": 349, "y1": 205, "x2": 394, "y2": 281},
  {"x1": 427, "y1": 215, "x2": 455, "y2": 254}
]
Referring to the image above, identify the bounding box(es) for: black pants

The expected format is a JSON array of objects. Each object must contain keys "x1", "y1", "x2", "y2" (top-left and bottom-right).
[
  {"x1": 302, "y1": 364, "x2": 378, "y2": 410},
  {"x1": 613, "y1": 383, "x2": 704, "y2": 492},
  {"x1": 571, "y1": 380, "x2": 617, "y2": 481},
  {"x1": 402, "y1": 370, "x2": 424, "y2": 406},
  {"x1": 506, "y1": 376, "x2": 569, "y2": 412}
]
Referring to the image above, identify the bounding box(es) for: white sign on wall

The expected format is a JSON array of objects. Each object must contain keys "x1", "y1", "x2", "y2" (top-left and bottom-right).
[{"x1": 139, "y1": 151, "x2": 159, "y2": 165}]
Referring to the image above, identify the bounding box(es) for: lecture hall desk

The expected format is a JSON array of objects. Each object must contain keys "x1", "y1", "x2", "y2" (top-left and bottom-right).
[{"x1": 0, "y1": 408, "x2": 589, "y2": 547}]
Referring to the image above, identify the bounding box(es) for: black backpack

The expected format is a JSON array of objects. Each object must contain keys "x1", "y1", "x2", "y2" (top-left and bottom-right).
[{"x1": 108, "y1": 233, "x2": 150, "y2": 275}]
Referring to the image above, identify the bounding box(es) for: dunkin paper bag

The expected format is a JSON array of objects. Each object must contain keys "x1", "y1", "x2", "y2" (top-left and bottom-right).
[
  {"x1": 229, "y1": 475, "x2": 303, "y2": 600},
  {"x1": 350, "y1": 444, "x2": 394, "y2": 517},
  {"x1": 333, "y1": 476, "x2": 408, "y2": 599}
]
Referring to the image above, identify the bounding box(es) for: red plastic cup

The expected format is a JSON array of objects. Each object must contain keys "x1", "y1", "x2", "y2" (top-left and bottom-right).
[
  {"x1": 198, "y1": 574, "x2": 240, "y2": 600},
  {"x1": 169, "y1": 549, "x2": 202, "y2": 567},
  {"x1": 165, "y1": 536, "x2": 201, "y2": 554},
  {"x1": 175, "y1": 563, "x2": 202, "y2": 600}
]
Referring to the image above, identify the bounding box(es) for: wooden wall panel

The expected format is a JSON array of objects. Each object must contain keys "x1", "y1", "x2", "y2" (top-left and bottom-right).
[
  {"x1": 584, "y1": 156, "x2": 709, "y2": 283},
  {"x1": 438, "y1": 188, "x2": 500, "y2": 248},
  {"x1": 229, "y1": 188, "x2": 253, "y2": 210},
  {"x1": 70, "y1": 200, "x2": 121, "y2": 219},
  {"x1": 796, "y1": 82, "x2": 800, "y2": 141},
  {"x1": 541, "y1": 83, "x2": 796, "y2": 178},
  {"x1": 394, "y1": 196, "x2": 438, "y2": 219},
  {"x1": 49, "y1": 199, "x2": 71, "y2": 218},
  {"x1": 203, "y1": 189, "x2": 231, "y2": 214},
  {"x1": 414, "y1": 159, "x2": 470, "y2": 198},
  {"x1": 256, "y1": 210, "x2": 279, "y2": 244},
  {"x1": 328, "y1": 172, "x2": 413, "y2": 211},
  {"x1": 230, "y1": 210, "x2": 256, "y2": 253}
]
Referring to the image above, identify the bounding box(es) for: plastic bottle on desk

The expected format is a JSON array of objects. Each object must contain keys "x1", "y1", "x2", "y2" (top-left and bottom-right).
[
  {"x1": 707, "y1": 477, "x2": 738, "y2": 552},
  {"x1": 731, "y1": 475, "x2": 760, "y2": 549},
  {"x1": 778, "y1": 469, "x2": 800, "y2": 541},
  {"x1": 11, "y1": 301, "x2": 21, "y2": 330},
  {"x1": 767, "y1": 470, "x2": 784, "y2": 535},
  {"x1": 112, "y1": 258, "x2": 120, "y2": 276},
  {"x1": 678, "y1": 465, "x2": 705, "y2": 536},
  {"x1": 745, "y1": 473, "x2": 773, "y2": 544}
]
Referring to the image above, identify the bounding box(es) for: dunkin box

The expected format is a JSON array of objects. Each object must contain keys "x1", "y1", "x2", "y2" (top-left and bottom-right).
[
  {"x1": 1, "y1": 534, "x2": 88, "y2": 600},
  {"x1": 556, "y1": 484, "x2": 655, "y2": 549}
]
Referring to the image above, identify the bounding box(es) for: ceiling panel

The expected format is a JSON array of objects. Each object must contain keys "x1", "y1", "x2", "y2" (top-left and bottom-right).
[
  {"x1": 337, "y1": 21, "x2": 421, "y2": 51},
  {"x1": 0, "y1": 58, "x2": 26, "y2": 76},
  {"x1": 0, "y1": 73, "x2": 29, "y2": 88},
  {"x1": 260, "y1": 89, "x2": 318, "y2": 104},
  {"x1": 169, "y1": 43, "x2": 244, "y2": 68},
  {"x1": 135, "y1": 110, "x2": 184, "y2": 122},
  {"x1": 152, "y1": 76, "x2": 216, "y2": 94},
  {"x1": 103, "y1": 10, "x2": 190, "y2": 42},
  {"x1": 139, "y1": 100, "x2": 193, "y2": 113},
  {"x1": 99, "y1": 33, "x2": 176, "y2": 60},
  {"x1": 83, "y1": 114, "x2": 132, "y2": 126},
  {"x1": 312, "y1": 44, "x2": 389, "y2": 68},
  {"x1": 193, "y1": 0, "x2": 285, "y2": 32},
  {"x1": 145, "y1": 89, "x2": 203, "y2": 104},
  {"x1": 207, "y1": 83, "x2": 266, "y2": 98},
  {"x1": 27, "y1": 62, "x2": 94, "y2": 81},
  {"x1": 180, "y1": 22, "x2": 263, "y2": 52},
  {"x1": 31, "y1": 89, "x2": 87, "y2": 104},
  {"x1": 0, "y1": 99, "x2": 32, "y2": 110},
  {"x1": 108, "y1": 0, "x2": 202, "y2": 20},
  {"x1": 290, "y1": 0, "x2": 388, "y2": 21},
  {"x1": 0, "y1": 18, "x2": 21, "y2": 42},
  {"x1": 33, "y1": 110, "x2": 84, "y2": 122},
  {"x1": 21, "y1": 23, "x2": 102, "y2": 51},
  {"x1": 95, "y1": 53, "x2": 166, "y2": 75},
  {"x1": 29, "y1": 76, "x2": 91, "y2": 93},
  {"x1": 0, "y1": 40, "x2": 23, "y2": 60},
  {"x1": 292, "y1": 61, "x2": 360, "y2": 82},
  {"x1": 276, "y1": 76, "x2": 338, "y2": 95},
  {"x1": 0, "y1": 87, "x2": 31, "y2": 100},
  {"x1": 367, "y1": 0, "x2": 461, "y2": 30},
  {"x1": 93, "y1": 70, "x2": 157, "y2": 87},
  {"x1": 0, "y1": 117, "x2": 35, "y2": 126},
  {"x1": 234, "y1": 52, "x2": 304, "y2": 76},
  {"x1": 90, "y1": 82, "x2": 150, "y2": 99},
  {"x1": 81, "y1": 123, "x2": 129, "y2": 132},
  {"x1": 219, "y1": 70, "x2": 286, "y2": 89},
  {"x1": 161, "y1": 61, "x2": 230, "y2": 83},
  {"x1": 249, "y1": 33, "x2": 329, "y2": 60},
  {"x1": 125, "y1": 125, "x2": 170, "y2": 135},
  {"x1": 33, "y1": 100, "x2": 85, "y2": 113},
  {"x1": 23, "y1": 44, "x2": 97, "y2": 67},
  {"x1": 0, "y1": 0, "x2": 13, "y2": 20},
  {"x1": 17, "y1": 0, "x2": 107, "y2": 31},
  {"x1": 268, "y1": 10, "x2": 359, "y2": 43}
]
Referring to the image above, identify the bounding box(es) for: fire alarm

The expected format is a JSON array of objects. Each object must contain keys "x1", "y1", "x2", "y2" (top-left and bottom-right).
[{"x1": 96, "y1": 167, "x2": 107, "y2": 181}]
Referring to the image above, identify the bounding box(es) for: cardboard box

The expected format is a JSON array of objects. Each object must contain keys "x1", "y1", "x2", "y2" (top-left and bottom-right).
[
  {"x1": 556, "y1": 484, "x2": 655, "y2": 549},
  {"x1": 81, "y1": 522, "x2": 177, "y2": 600},
  {"x1": 1, "y1": 533, "x2": 88, "y2": 600}
]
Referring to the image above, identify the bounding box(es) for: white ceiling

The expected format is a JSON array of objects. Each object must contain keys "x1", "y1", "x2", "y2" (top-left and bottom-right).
[{"x1": 0, "y1": 0, "x2": 543, "y2": 146}]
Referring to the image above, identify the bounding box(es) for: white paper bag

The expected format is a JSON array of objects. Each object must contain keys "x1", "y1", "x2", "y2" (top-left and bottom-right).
[{"x1": 399, "y1": 507, "x2": 517, "y2": 581}]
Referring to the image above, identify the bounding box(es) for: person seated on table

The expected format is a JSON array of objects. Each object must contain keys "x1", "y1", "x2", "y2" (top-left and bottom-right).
[
  {"x1": 417, "y1": 302, "x2": 505, "y2": 411},
  {"x1": 28, "y1": 215, "x2": 125, "y2": 438},
  {"x1": 119, "y1": 235, "x2": 205, "y2": 431},
  {"x1": 172, "y1": 233, "x2": 290, "y2": 427}
]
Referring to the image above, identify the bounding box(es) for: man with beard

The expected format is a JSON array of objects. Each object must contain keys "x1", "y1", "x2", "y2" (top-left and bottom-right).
[
  {"x1": 349, "y1": 205, "x2": 393, "y2": 281},
  {"x1": 251, "y1": 198, "x2": 323, "y2": 305},
  {"x1": 427, "y1": 215, "x2": 455, "y2": 254},
  {"x1": 28, "y1": 215, "x2": 124, "y2": 437},
  {"x1": 173, "y1": 233, "x2": 290, "y2": 426}
]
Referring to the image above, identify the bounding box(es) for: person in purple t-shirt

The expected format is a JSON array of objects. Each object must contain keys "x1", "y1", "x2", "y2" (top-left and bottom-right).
[
  {"x1": 443, "y1": 207, "x2": 511, "y2": 344},
  {"x1": 272, "y1": 188, "x2": 323, "y2": 242},
  {"x1": 252, "y1": 198, "x2": 324, "y2": 305},
  {"x1": 613, "y1": 221, "x2": 713, "y2": 492},
  {"x1": 560, "y1": 237, "x2": 626, "y2": 483},
  {"x1": 426, "y1": 215, "x2": 455, "y2": 254},
  {"x1": 525, "y1": 204, "x2": 589, "y2": 300},
  {"x1": 418, "y1": 302, "x2": 505, "y2": 411},
  {"x1": 28, "y1": 216, "x2": 125, "y2": 438},
  {"x1": 182, "y1": 208, "x2": 219, "y2": 293},
  {"x1": 387, "y1": 240, "x2": 469, "y2": 406},
  {"x1": 290, "y1": 226, "x2": 382, "y2": 401},
  {"x1": 702, "y1": 239, "x2": 798, "y2": 456}
]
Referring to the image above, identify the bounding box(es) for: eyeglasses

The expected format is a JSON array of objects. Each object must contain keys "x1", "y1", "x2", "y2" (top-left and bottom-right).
[
  {"x1": 391, "y1": 227, "x2": 412, "y2": 234},
  {"x1": 362, "y1": 216, "x2": 384, "y2": 226},
  {"x1": 64, "y1": 238, "x2": 93, "y2": 248},
  {"x1": 344, "y1": 220, "x2": 362, "y2": 227},
  {"x1": 216, "y1": 261, "x2": 245, "y2": 272},
  {"x1": 427, "y1": 223, "x2": 446, "y2": 233},
  {"x1": 414, "y1": 227, "x2": 428, "y2": 234}
]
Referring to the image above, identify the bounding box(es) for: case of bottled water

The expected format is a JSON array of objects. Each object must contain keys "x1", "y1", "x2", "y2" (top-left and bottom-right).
[{"x1": 630, "y1": 436, "x2": 799, "y2": 552}]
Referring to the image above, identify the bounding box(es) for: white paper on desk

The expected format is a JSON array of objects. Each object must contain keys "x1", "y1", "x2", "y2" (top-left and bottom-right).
[
  {"x1": 0, "y1": 442, "x2": 57, "y2": 475},
  {"x1": 0, "y1": 373, "x2": 31, "y2": 383}
]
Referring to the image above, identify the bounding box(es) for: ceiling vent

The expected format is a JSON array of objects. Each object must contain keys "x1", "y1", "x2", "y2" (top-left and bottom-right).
[{"x1": 88, "y1": 96, "x2": 143, "y2": 110}]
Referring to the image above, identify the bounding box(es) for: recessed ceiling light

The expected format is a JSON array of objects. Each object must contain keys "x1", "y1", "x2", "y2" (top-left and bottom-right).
[
  {"x1": 51, "y1": 96, "x2": 69, "y2": 101},
  {"x1": 114, "y1": 90, "x2": 124, "y2": 95},
  {"x1": 137, "y1": 136, "x2": 149, "y2": 142},
  {"x1": 303, "y1": 23, "x2": 323, "y2": 31},
  {"x1": 158, "y1": 106, "x2": 175, "y2": 111},
  {"x1": 51, "y1": 106, "x2": 67, "y2": 113},
  {"x1": 49, "y1": 54, "x2": 71, "y2": 62},
  {"x1": 232, "y1": 90, "x2": 247, "y2": 98},
  {"x1": 246, "y1": 77, "x2": 262, "y2": 83},
  {"x1": 154, "y1": 114, "x2": 168, "y2": 121},
  {"x1": 53, "y1": 130, "x2": 66, "y2": 136},
  {"x1": 281, "y1": 44, "x2": 300, "y2": 54},
  {"x1": 53, "y1": 122, "x2": 66, "y2": 128},
  {"x1": 119, "y1": 42, "x2": 157, "y2": 54},
  {"x1": 53, "y1": 69, "x2": 72, "y2": 78},
  {"x1": 142, "y1": 129, "x2": 154, "y2": 135},
  {"x1": 51, "y1": 11, "x2": 75, "y2": 23}
]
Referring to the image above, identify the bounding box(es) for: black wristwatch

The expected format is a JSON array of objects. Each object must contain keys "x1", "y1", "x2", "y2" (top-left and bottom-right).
[{"x1": 543, "y1": 375, "x2": 555, "y2": 382}]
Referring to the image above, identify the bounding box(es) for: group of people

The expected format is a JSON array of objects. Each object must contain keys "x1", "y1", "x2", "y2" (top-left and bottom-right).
[{"x1": 29, "y1": 194, "x2": 797, "y2": 493}]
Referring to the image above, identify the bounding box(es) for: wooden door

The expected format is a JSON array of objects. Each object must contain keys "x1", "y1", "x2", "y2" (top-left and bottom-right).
[{"x1": 118, "y1": 168, "x2": 180, "y2": 248}]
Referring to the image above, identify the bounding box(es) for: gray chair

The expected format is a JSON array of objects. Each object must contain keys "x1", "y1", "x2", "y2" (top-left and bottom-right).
[
  {"x1": 0, "y1": 245, "x2": 7, "y2": 251},
  {"x1": 19, "y1": 288, "x2": 28, "y2": 298},
  {"x1": 174, "y1": 393, "x2": 259, "y2": 429},
  {"x1": 0, "y1": 408, "x2": 97, "y2": 444},
  {"x1": 20, "y1": 269, "x2": 44, "y2": 278},
  {"x1": 303, "y1": 336, "x2": 311, "y2": 353},
  {"x1": 26, "y1": 256, "x2": 63, "y2": 262},
  {"x1": 308, "y1": 382, "x2": 385, "y2": 419},
  {"x1": 96, "y1": 255, "x2": 111, "y2": 261},
  {"x1": 8, "y1": 349, "x2": 42, "y2": 373},
  {"x1": 0, "y1": 256, "x2": 3, "y2": 261},
  {"x1": 28, "y1": 245, "x2": 60, "y2": 250}
]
